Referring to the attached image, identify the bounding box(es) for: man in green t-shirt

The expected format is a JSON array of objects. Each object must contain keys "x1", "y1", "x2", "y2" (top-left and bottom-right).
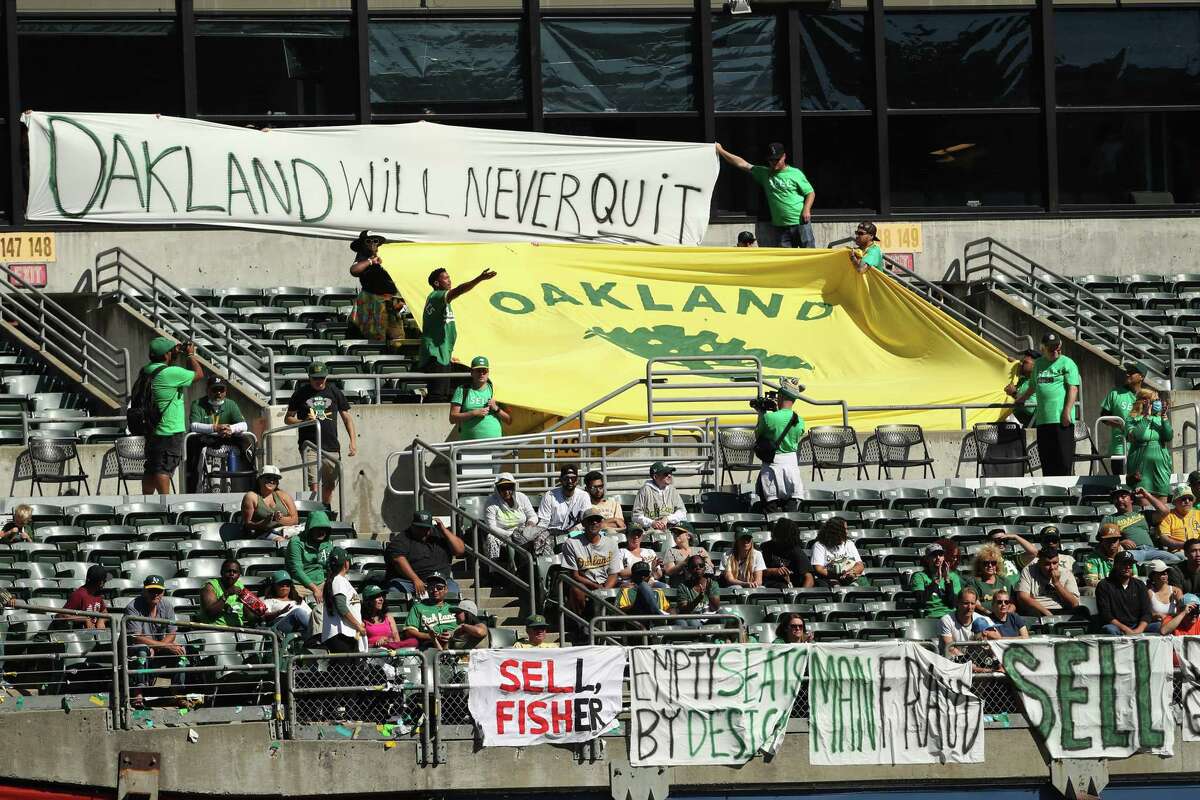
[
  {"x1": 754, "y1": 377, "x2": 806, "y2": 512},
  {"x1": 185, "y1": 375, "x2": 253, "y2": 492},
  {"x1": 1098, "y1": 362, "x2": 1145, "y2": 474},
  {"x1": 417, "y1": 266, "x2": 497, "y2": 402},
  {"x1": 716, "y1": 141, "x2": 816, "y2": 248},
  {"x1": 403, "y1": 572, "x2": 458, "y2": 649},
  {"x1": 142, "y1": 337, "x2": 203, "y2": 495},
  {"x1": 1102, "y1": 486, "x2": 1182, "y2": 564},
  {"x1": 1016, "y1": 333, "x2": 1080, "y2": 476}
]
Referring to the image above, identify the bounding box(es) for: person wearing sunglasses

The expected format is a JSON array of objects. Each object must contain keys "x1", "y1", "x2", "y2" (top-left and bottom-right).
[
  {"x1": 967, "y1": 542, "x2": 1017, "y2": 613},
  {"x1": 848, "y1": 221, "x2": 885, "y2": 275},
  {"x1": 773, "y1": 612, "x2": 813, "y2": 644},
  {"x1": 1143, "y1": 484, "x2": 1200, "y2": 552},
  {"x1": 186, "y1": 375, "x2": 251, "y2": 492},
  {"x1": 986, "y1": 589, "x2": 1028, "y2": 638},
  {"x1": 714, "y1": 141, "x2": 816, "y2": 249}
]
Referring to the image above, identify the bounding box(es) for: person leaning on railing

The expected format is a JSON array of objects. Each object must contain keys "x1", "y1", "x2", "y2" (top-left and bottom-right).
[{"x1": 940, "y1": 587, "x2": 1002, "y2": 673}]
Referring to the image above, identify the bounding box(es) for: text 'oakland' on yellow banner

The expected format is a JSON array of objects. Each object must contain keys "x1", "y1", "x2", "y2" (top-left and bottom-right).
[{"x1": 381, "y1": 242, "x2": 1013, "y2": 431}]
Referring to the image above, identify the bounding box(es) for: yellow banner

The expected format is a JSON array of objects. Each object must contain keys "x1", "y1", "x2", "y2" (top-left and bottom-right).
[{"x1": 381, "y1": 243, "x2": 1012, "y2": 430}]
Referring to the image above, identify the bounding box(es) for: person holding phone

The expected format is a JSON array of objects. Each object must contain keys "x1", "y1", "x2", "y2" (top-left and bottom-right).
[{"x1": 1125, "y1": 387, "x2": 1173, "y2": 501}]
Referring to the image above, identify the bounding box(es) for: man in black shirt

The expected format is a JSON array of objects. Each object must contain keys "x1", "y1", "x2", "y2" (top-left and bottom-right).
[
  {"x1": 1096, "y1": 550, "x2": 1155, "y2": 635},
  {"x1": 1167, "y1": 538, "x2": 1200, "y2": 595},
  {"x1": 284, "y1": 362, "x2": 357, "y2": 507},
  {"x1": 760, "y1": 517, "x2": 814, "y2": 589},
  {"x1": 385, "y1": 511, "x2": 466, "y2": 598}
]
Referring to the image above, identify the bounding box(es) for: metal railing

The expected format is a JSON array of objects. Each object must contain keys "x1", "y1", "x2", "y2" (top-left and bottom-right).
[
  {"x1": 258, "y1": 419, "x2": 344, "y2": 515},
  {"x1": 588, "y1": 612, "x2": 746, "y2": 645},
  {"x1": 0, "y1": 262, "x2": 131, "y2": 406},
  {"x1": 963, "y1": 238, "x2": 1177, "y2": 385},
  {"x1": 19, "y1": 412, "x2": 128, "y2": 445}
]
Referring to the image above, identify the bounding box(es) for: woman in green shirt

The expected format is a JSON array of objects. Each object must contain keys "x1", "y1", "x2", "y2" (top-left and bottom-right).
[
  {"x1": 449, "y1": 355, "x2": 511, "y2": 441},
  {"x1": 1125, "y1": 388, "x2": 1173, "y2": 500},
  {"x1": 848, "y1": 221, "x2": 885, "y2": 274},
  {"x1": 910, "y1": 543, "x2": 962, "y2": 618}
]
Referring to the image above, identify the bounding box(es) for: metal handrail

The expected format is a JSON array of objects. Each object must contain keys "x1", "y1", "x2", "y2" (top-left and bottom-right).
[
  {"x1": 588, "y1": 612, "x2": 746, "y2": 645},
  {"x1": 257, "y1": 418, "x2": 344, "y2": 514},
  {"x1": 0, "y1": 262, "x2": 131, "y2": 405},
  {"x1": 553, "y1": 571, "x2": 628, "y2": 646},
  {"x1": 963, "y1": 238, "x2": 1177, "y2": 385},
  {"x1": 179, "y1": 430, "x2": 259, "y2": 495}
]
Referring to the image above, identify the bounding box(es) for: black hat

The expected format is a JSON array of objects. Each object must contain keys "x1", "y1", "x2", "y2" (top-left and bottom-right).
[
  {"x1": 1041, "y1": 525, "x2": 1061, "y2": 541},
  {"x1": 631, "y1": 561, "x2": 651, "y2": 578},
  {"x1": 350, "y1": 229, "x2": 387, "y2": 256},
  {"x1": 207, "y1": 375, "x2": 228, "y2": 389},
  {"x1": 1041, "y1": 332, "x2": 1062, "y2": 347},
  {"x1": 424, "y1": 572, "x2": 448, "y2": 586},
  {"x1": 766, "y1": 142, "x2": 787, "y2": 160},
  {"x1": 1110, "y1": 486, "x2": 1133, "y2": 498},
  {"x1": 1114, "y1": 550, "x2": 1136, "y2": 565},
  {"x1": 737, "y1": 230, "x2": 756, "y2": 245},
  {"x1": 1021, "y1": 349, "x2": 1040, "y2": 360}
]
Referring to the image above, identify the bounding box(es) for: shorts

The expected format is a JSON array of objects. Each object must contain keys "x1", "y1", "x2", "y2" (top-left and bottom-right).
[
  {"x1": 145, "y1": 433, "x2": 185, "y2": 477},
  {"x1": 300, "y1": 441, "x2": 341, "y2": 488}
]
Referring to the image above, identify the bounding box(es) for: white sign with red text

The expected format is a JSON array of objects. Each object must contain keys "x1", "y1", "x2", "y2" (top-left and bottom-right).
[{"x1": 467, "y1": 647, "x2": 625, "y2": 746}]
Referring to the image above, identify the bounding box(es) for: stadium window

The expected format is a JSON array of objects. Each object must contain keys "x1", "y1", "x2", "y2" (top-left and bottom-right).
[
  {"x1": 370, "y1": 0, "x2": 519, "y2": 8},
  {"x1": 712, "y1": 15, "x2": 783, "y2": 113},
  {"x1": 1058, "y1": 111, "x2": 1200, "y2": 207},
  {"x1": 1055, "y1": 9, "x2": 1200, "y2": 107},
  {"x1": 195, "y1": 1, "x2": 349, "y2": 8},
  {"x1": 368, "y1": 20, "x2": 524, "y2": 116},
  {"x1": 888, "y1": 114, "x2": 1043, "y2": 209},
  {"x1": 885, "y1": 11, "x2": 1035, "y2": 109},
  {"x1": 195, "y1": 19, "x2": 355, "y2": 116},
  {"x1": 799, "y1": 117, "x2": 877, "y2": 212},
  {"x1": 540, "y1": 19, "x2": 695, "y2": 113},
  {"x1": 798, "y1": 13, "x2": 870, "y2": 111},
  {"x1": 710, "y1": 117, "x2": 789, "y2": 220},
  {"x1": 17, "y1": 1, "x2": 177, "y2": 8},
  {"x1": 17, "y1": 19, "x2": 182, "y2": 114},
  {"x1": 543, "y1": 117, "x2": 700, "y2": 143}
]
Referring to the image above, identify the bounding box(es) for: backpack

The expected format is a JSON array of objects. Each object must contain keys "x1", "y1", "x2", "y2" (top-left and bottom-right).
[{"x1": 127, "y1": 364, "x2": 168, "y2": 436}]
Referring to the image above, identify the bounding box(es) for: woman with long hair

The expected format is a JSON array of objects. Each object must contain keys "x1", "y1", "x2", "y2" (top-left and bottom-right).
[
  {"x1": 662, "y1": 524, "x2": 715, "y2": 582},
  {"x1": 773, "y1": 612, "x2": 813, "y2": 644},
  {"x1": 810, "y1": 517, "x2": 864, "y2": 587},
  {"x1": 910, "y1": 543, "x2": 961, "y2": 618},
  {"x1": 721, "y1": 532, "x2": 765, "y2": 588},
  {"x1": 449, "y1": 355, "x2": 511, "y2": 440},
  {"x1": 1125, "y1": 387, "x2": 1173, "y2": 501},
  {"x1": 361, "y1": 585, "x2": 418, "y2": 650},
  {"x1": 261, "y1": 570, "x2": 312, "y2": 635},
  {"x1": 967, "y1": 542, "x2": 1017, "y2": 613},
  {"x1": 347, "y1": 230, "x2": 406, "y2": 344},
  {"x1": 321, "y1": 547, "x2": 366, "y2": 653}
]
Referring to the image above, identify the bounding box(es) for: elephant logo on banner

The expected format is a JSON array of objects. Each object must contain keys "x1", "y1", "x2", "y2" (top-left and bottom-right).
[{"x1": 584, "y1": 324, "x2": 814, "y2": 372}]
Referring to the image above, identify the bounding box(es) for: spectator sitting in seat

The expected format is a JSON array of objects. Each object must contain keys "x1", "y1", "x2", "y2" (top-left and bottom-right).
[
  {"x1": 1084, "y1": 524, "x2": 1122, "y2": 589},
  {"x1": 385, "y1": 512, "x2": 465, "y2": 599},
  {"x1": 618, "y1": 561, "x2": 669, "y2": 618},
  {"x1": 59, "y1": 565, "x2": 108, "y2": 629},
  {"x1": 449, "y1": 599, "x2": 489, "y2": 649},
  {"x1": 260, "y1": 571, "x2": 312, "y2": 636},
  {"x1": 198, "y1": 559, "x2": 257, "y2": 628},
  {"x1": 1097, "y1": 550, "x2": 1156, "y2": 635},
  {"x1": 810, "y1": 517, "x2": 865, "y2": 587},
  {"x1": 1146, "y1": 560, "x2": 1180, "y2": 625},
  {"x1": 241, "y1": 465, "x2": 301, "y2": 542},
  {"x1": 284, "y1": 361, "x2": 357, "y2": 508},
  {"x1": 912, "y1": 543, "x2": 962, "y2": 619},
  {"x1": 675, "y1": 554, "x2": 720, "y2": 627},
  {"x1": 968, "y1": 543, "x2": 1017, "y2": 613},
  {"x1": 141, "y1": 337, "x2": 203, "y2": 495},
  {"x1": 449, "y1": 356, "x2": 510, "y2": 441},
  {"x1": 773, "y1": 612, "x2": 813, "y2": 644},
  {"x1": 1167, "y1": 538, "x2": 1200, "y2": 594},
  {"x1": 632, "y1": 462, "x2": 687, "y2": 532},
  {"x1": 1104, "y1": 486, "x2": 1181, "y2": 564},
  {"x1": 985, "y1": 528, "x2": 1036, "y2": 579},
  {"x1": 617, "y1": 527, "x2": 664, "y2": 586},
  {"x1": 583, "y1": 471, "x2": 626, "y2": 531},
  {"x1": 941, "y1": 587, "x2": 1001, "y2": 672},
  {"x1": 287, "y1": 510, "x2": 334, "y2": 634},
  {"x1": 483, "y1": 472, "x2": 549, "y2": 559},
  {"x1": 361, "y1": 585, "x2": 417, "y2": 650},
  {"x1": 125, "y1": 574, "x2": 184, "y2": 707},
  {"x1": 987, "y1": 589, "x2": 1029, "y2": 638},
  {"x1": 321, "y1": 547, "x2": 367, "y2": 653},
  {"x1": 721, "y1": 532, "x2": 765, "y2": 589},
  {"x1": 736, "y1": 230, "x2": 757, "y2": 248},
  {"x1": 561, "y1": 507, "x2": 620, "y2": 617},
  {"x1": 1, "y1": 504, "x2": 32, "y2": 543},
  {"x1": 403, "y1": 572, "x2": 458, "y2": 650},
  {"x1": 186, "y1": 375, "x2": 253, "y2": 493},
  {"x1": 1015, "y1": 545, "x2": 1080, "y2": 616},
  {"x1": 1144, "y1": 484, "x2": 1200, "y2": 553},
  {"x1": 537, "y1": 464, "x2": 591, "y2": 540},
  {"x1": 761, "y1": 518, "x2": 814, "y2": 590},
  {"x1": 662, "y1": 523, "x2": 714, "y2": 583},
  {"x1": 514, "y1": 615, "x2": 557, "y2": 648},
  {"x1": 1023, "y1": 526, "x2": 1075, "y2": 572},
  {"x1": 1160, "y1": 592, "x2": 1200, "y2": 636}
]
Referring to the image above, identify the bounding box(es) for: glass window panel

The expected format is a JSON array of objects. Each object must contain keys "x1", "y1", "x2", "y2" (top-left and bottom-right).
[
  {"x1": 888, "y1": 114, "x2": 1042, "y2": 208},
  {"x1": 712, "y1": 117, "x2": 789, "y2": 218},
  {"x1": 369, "y1": 20, "x2": 524, "y2": 115},
  {"x1": 196, "y1": 0, "x2": 349, "y2": 9},
  {"x1": 712, "y1": 16, "x2": 783, "y2": 112},
  {"x1": 798, "y1": 14, "x2": 869, "y2": 111},
  {"x1": 885, "y1": 12, "x2": 1034, "y2": 108},
  {"x1": 18, "y1": 1, "x2": 175, "y2": 9},
  {"x1": 196, "y1": 20, "x2": 355, "y2": 115},
  {"x1": 1055, "y1": 10, "x2": 1200, "y2": 106},
  {"x1": 541, "y1": 19, "x2": 694, "y2": 113},
  {"x1": 544, "y1": 117, "x2": 699, "y2": 142},
  {"x1": 801, "y1": 117, "x2": 876, "y2": 211},
  {"x1": 18, "y1": 20, "x2": 181, "y2": 113},
  {"x1": 1058, "y1": 111, "x2": 1200, "y2": 206}
]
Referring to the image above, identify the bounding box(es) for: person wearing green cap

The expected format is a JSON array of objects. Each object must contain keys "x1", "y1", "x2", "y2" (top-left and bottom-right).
[
  {"x1": 632, "y1": 461, "x2": 687, "y2": 531},
  {"x1": 418, "y1": 265, "x2": 498, "y2": 402},
  {"x1": 139, "y1": 336, "x2": 203, "y2": 494},
  {"x1": 449, "y1": 355, "x2": 510, "y2": 440},
  {"x1": 1098, "y1": 363, "x2": 1146, "y2": 474},
  {"x1": 513, "y1": 615, "x2": 557, "y2": 649},
  {"x1": 286, "y1": 510, "x2": 335, "y2": 633},
  {"x1": 753, "y1": 377, "x2": 806, "y2": 513},
  {"x1": 285, "y1": 362, "x2": 357, "y2": 507}
]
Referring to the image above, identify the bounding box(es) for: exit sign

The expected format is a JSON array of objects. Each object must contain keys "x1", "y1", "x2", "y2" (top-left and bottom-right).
[{"x1": 7, "y1": 263, "x2": 47, "y2": 288}]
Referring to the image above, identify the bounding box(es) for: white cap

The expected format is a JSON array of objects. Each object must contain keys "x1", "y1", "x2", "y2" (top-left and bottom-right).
[
  {"x1": 495, "y1": 472, "x2": 517, "y2": 487},
  {"x1": 259, "y1": 464, "x2": 282, "y2": 480}
]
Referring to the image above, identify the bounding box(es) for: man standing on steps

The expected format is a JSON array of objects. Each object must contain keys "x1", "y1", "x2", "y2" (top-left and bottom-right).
[
  {"x1": 1016, "y1": 333, "x2": 1080, "y2": 476},
  {"x1": 142, "y1": 337, "x2": 203, "y2": 495},
  {"x1": 417, "y1": 266, "x2": 498, "y2": 402},
  {"x1": 715, "y1": 141, "x2": 816, "y2": 248}
]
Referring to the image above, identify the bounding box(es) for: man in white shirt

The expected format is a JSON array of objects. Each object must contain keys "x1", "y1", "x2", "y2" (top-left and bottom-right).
[
  {"x1": 940, "y1": 587, "x2": 1001, "y2": 672},
  {"x1": 537, "y1": 464, "x2": 591, "y2": 538},
  {"x1": 632, "y1": 462, "x2": 687, "y2": 531}
]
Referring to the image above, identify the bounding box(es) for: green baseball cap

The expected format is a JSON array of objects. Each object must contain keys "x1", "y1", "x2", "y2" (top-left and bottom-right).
[
  {"x1": 148, "y1": 337, "x2": 176, "y2": 358},
  {"x1": 269, "y1": 570, "x2": 292, "y2": 586},
  {"x1": 328, "y1": 546, "x2": 349, "y2": 563},
  {"x1": 470, "y1": 355, "x2": 490, "y2": 369},
  {"x1": 308, "y1": 361, "x2": 329, "y2": 378},
  {"x1": 525, "y1": 614, "x2": 550, "y2": 629},
  {"x1": 362, "y1": 584, "x2": 386, "y2": 601},
  {"x1": 649, "y1": 461, "x2": 676, "y2": 476},
  {"x1": 1124, "y1": 362, "x2": 1150, "y2": 377},
  {"x1": 143, "y1": 574, "x2": 166, "y2": 590}
]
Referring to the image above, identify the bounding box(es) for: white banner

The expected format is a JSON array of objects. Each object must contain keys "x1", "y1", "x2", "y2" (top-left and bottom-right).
[
  {"x1": 23, "y1": 112, "x2": 718, "y2": 246},
  {"x1": 628, "y1": 644, "x2": 809, "y2": 766},
  {"x1": 991, "y1": 637, "x2": 1174, "y2": 759},
  {"x1": 1172, "y1": 636, "x2": 1200, "y2": 741},
  {"x1": 808, "y1": 642, "x2": 984, "y2": 765},
  {"x1": 467, "y1": 647, "x2": 624, "y2": 747}
]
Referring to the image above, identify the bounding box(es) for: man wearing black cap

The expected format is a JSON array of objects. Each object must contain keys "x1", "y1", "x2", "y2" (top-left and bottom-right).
[
  {"x1": 186, "y1": 375, "x2": 253, "y2": 492},
  {"x1": 1096, "y1": 550, "x2": 1156, "y2": 635},
  {"x1": 59, "y1": 565, "x2": 108, "y2": 629},
  {"x1": 1003, "y1": 349, "x2": 1040, "y2": 428},
  {"x1": 1098, "y1": 362, "x2": 1146, "y2": 475},
  {"x1": 736, "y1": 231, "x2": 757, "y2": 248},
  {"x1": 386, "y1": 512, "x2": 465, "y2": 598},
  {"x1": 754, "y1": 376, "x2": 806, "y2": 513},
  {"x1": 1015, "y1": 333, "x2": 1080, "y2": 476},
  {"x1": 124, "y1": 574, "x2": 184, "y2": 703},
  {"x1": 285, "y1": 361, "x2": 357, "y2": 507},
  {"x1": 715, "y1": 141, "x2": 816, "y2": 248},
  {"x1": 633, "y1": 462, "x2": 687, "y2": 531}
]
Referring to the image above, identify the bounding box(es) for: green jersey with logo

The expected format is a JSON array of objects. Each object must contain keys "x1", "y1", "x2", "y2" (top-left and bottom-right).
[{"x1": 1099, "y1": 387, "x2": 1137, "y2": 456}]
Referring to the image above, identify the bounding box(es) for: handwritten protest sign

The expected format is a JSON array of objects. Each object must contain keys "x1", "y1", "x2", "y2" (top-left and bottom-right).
[
  {"x1": 628, "y1": 644, "x2": 809, "y2": 766},
  {"x1": 23, "y1": 112, "x2": 718, "y2": 246},
  {"x1": 1172, "y1": 636, "x2": 1200, "y2": 742},
  {"x1": 808, "y1": 642, "x2": 983, "y2": 765},
  {"x1": 467, "y1": 647, "x2": 624, "y2": 746},
  {"x1": 991, "y1": 637, "x2": 1174, "y2": 759}
]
